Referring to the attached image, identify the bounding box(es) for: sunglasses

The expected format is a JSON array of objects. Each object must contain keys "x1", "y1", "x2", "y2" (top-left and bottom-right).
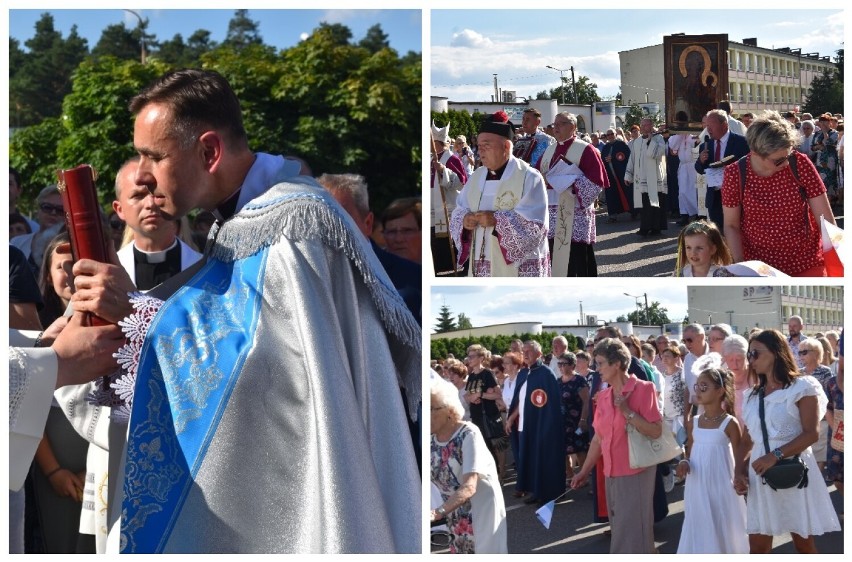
[
  {"x1": 693, "y1": 382, "x2": 714, "y2": 393},
  {"x1": 39, "y1": 202, "x2": 65, "y2": 217},
  {"x1": 765, "y1": 151, "x2": 791, "y2": 167},
  {"x1": 747, "y1": 350, "x2": 762, "y2": 360}
]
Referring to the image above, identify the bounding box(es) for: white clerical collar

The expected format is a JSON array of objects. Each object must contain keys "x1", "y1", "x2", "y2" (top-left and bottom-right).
[
  {"x1": 133, "y1": 239, "x2": 178, "y2": 263},
  {"x1": 212, "y1": 153, "x2": 302, "y2": 222}
]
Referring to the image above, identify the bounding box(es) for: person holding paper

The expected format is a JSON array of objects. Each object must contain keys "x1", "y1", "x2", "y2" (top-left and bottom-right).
[
  {"x1": 535, "y1": 112, "x2": 608, "y2": 276},
  {"x1": 695, "y1": 109, "x2": 749, "y2": 234},
  {"x1": 450, "y1": 111, "x2": 549, "y2": 277},
  {"x1": 625, "y1": 117, "x2": 669, "y2": 237}
]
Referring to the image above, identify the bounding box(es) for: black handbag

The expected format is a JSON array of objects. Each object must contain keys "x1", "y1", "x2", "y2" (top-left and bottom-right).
[
  {"x1": 479, "y1": 408, "x2": 509, "y2": 451},
  {"x1": 758, "y1": 388, "x2": 808, "y2": 491}
]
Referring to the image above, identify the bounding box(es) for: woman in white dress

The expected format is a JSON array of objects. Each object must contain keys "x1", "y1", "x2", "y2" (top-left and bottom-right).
[
  {"x1": 734, "y1": 330, "x2": 841, "y2": 553},
  {"x1": 430, "y1": 377, "x2": 508, "y2": 554}
]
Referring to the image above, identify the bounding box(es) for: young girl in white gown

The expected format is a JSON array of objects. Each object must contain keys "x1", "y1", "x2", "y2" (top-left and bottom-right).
[{"x1": 677, "y1": 367, "x2": 749, "y2": 553}]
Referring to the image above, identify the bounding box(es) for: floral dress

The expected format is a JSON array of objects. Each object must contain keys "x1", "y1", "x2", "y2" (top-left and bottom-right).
[
  {"x1": 825, "y1": 375, "x2": 844, "y2": 483},
  {"x1": 560, "y1": 374, "x2": 590, "y2": 454},
  {"x1": 813, "y1": 128, "x2": 839, "y2": 195},
  {"x1": 431, "y1": 424, "x2": 476, "y2": 553}
]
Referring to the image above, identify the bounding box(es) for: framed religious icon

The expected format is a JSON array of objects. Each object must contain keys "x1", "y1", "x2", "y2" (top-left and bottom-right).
[{"x1": 664, "y1": 34, "x2": 729, "y2": 133}]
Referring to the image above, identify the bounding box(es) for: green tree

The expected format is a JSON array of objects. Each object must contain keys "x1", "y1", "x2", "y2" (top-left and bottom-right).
[
  {"x1": 9, "y1": 14, "x2": 89, "y2": 126},
  {"x1": 359, "y1": 24, "x2": 389, "y2": 54},
  {"x1": 8, "y1": 117, "x2": 65, "y2": 203},
  {"x1": 623, "y1": 102, "x2": 662, "y2": 130},
  {"x1": 803, "y1": 66, "x2": 843, "y2": 116},
  {"x1": 223, "y1": 9, "x2": 263, "y2": 50},
  {"x1": 92, "y1": 22, "x2": 155, "y2": 62},
  {"x1": 430, "y1": 109, "x2": 478, "y2": 148},
  {"x1": 435, "y1": 304, "x2": 457, "y2": 333},
  {"x1": 457, "y1": 313, "x2": 473, "y2": 330},
  {"x1": 315, "y1": 22, "x2": 353, "y2": 45},
  {"x1": 617, "y1": 301, "x2": 671, "y2": 326},
  {"x1": 534, "y1": 75, "x2": 600, "y2": 104}
]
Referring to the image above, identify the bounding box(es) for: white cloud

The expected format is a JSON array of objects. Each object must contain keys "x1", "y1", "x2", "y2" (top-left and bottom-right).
[{"x1": 450, "y1": 28, "x2": 494, "y2": 48}]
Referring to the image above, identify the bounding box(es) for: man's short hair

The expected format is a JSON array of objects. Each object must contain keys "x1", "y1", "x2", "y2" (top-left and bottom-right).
[
  {"x1": 706, "y1": 109, "x2": 728, "y2": 125},
  {"x1": 381, "y1": 197, "x2": 421, "y2": 229},
  {"x1": 717, "y1": 100, "x2": 733, "y2": 114},
  {"x1": 129, "y1": 69, "x2": 248, "y2": 150},
  {"x1": 741, "y1": 112, "x2": 755, "y2": 119},
  {"x1": 596, "y1": 325, "x2": 622, "y2": 340},
  {"x1": 524, "y1": 340, "x2": 542, "y2": 353},
  {"x1": 36, "y1": 184, "x2": 60, "y2": 203},
  {"x1": 114, "y1": 155, "x2": 142, "y2": 198},
  {"x1": 523, "y1": 108, "x2": 541, "y2": 118},
  {"x1": 684, "y1": 323, "x2": 705, "y2": 335},
  {"x1": 316, "y1": 173, "x2": 370, "y2": 218}
]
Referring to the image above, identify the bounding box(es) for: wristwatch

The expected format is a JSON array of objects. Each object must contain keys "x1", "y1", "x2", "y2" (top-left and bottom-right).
[
  {"x1": 773, "y1": 448, "x2": 784, "y2": 460},
  {"x1": 626, "y1": 411, "x2": 636, "y2": 421},
  {"x1": 437, "y1": 506, "x2": 447, "y2": 517}
]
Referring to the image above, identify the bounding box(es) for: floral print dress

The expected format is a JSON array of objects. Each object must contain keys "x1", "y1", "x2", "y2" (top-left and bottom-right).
[
  {"x1": 431, "y1": 424, "x2": 476, "y2": 553},
  {"x1": 560, "y1": 375, "x2": 590, "y2": 454}
]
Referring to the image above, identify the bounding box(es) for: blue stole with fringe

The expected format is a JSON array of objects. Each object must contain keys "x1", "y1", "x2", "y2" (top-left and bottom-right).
[{"x1": 120, "y1": 249, "x2": 267, "y2": 553}]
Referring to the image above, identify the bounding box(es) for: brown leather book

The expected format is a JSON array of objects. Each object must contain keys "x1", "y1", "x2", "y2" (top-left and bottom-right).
[{"x1": 56, "y1": 164, "x2": 110, "y2": 326}]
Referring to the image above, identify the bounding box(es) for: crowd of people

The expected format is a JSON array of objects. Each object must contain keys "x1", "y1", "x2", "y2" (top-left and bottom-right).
[
  {"x1": 430, "y1": 322, "x2": 844, "y2": 553},
  {"x1": 431, "y1": 104, "x2": 843, "y2": 278},
  {"x1": 9, "y1": 69, "x2": 422, "y2": 553}
]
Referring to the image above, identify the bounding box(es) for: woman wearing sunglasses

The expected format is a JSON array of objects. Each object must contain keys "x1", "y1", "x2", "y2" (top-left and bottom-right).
[
  {"x1": 734, "y1": 330, "x2": 839, "y2": 553},
  {"x1": 721, "y1": 111, "x2": 836, "y2": 276}
]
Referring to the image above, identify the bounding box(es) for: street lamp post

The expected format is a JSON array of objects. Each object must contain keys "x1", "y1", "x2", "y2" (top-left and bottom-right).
[
  {"x1": 124, "y1": 9, "x2": 146, "y2": 64},
  {"x1": 545, "y1": 65, "x2": 566, "y2": 105},
  {"x1": 624, "y1": 292, "x2": 649, "y2": 325},
  {"x1": 546, "y1": 65, "x2": 578, "y2": 105}
]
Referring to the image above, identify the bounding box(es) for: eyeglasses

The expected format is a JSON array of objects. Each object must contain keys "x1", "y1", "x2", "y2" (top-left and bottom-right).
[
  {"x1": 430, "y1": 405, "x2": 446, "y2": 412},
  {"x1": 798, "y1": 350, "x2": 810, "y2": 356},
  {"x1": 39, "y1": 202, "x2": 65, "y2": 217},
  {"x1": 693, "y1": 382, "x2": 714, "y2": 393},
  {"x1": 683, "y1": 338, "x2": 694, "y2": 344},
  {"x1": 765, "y1": 151, "x2": 792, "y2": 167},
  {"x1": 747, "y1": 350, "x2": 762, "y2": 360},
  {"x1": 558, "y1": 361, "x2": 571, "y2": 367},
  {"x1": 383, "y1": 227, "x2": 419, "y2": 238}
]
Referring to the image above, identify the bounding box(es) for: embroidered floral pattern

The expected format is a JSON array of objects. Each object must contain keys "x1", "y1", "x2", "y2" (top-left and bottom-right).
[
  {"x1": 494, "y1": 211, "x2": 546, "y2": 264},
  {"x1": 431, "y1": 425, "x2": 477, "y2": 553},
  {"x1": 88, "y1": 292, "x2": 163, "y2": 424},
  {"x1": 571, "y1": 176, "x2": 603, "y2": 244},
  {"x1": 449, "y1": 206, "x2": 471, "y2": 267},
  {"x1": 518, "y1": 257, "x2": 550, "y2": 277},
  {"x1": 547, "y1": 204, "x2": 558, "y2": 239}
]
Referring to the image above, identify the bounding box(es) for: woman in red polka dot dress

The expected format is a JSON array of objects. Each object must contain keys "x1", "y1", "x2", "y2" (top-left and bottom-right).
[{"x1": 722, "y1": 111, "x2": 836, "y2": 276}]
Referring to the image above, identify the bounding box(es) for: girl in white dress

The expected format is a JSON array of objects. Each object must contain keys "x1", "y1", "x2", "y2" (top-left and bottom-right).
[{"x1": 676, "y1": 367, "x2": 749, "y2": 553}]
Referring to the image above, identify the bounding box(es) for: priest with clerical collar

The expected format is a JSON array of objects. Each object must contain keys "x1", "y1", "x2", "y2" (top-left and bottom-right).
[
  {"x1": 534, "y1": 112, "x2": 608, "y2": 276},
  {"x1": 449, "y1": 111, "x2": 549, "y2": 277},
  {"x1": 113, "y1": 156, "x2": 202, "y2": 291}
]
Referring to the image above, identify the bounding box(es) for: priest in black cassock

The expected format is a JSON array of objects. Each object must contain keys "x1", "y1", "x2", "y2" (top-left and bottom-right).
[{"x1": 600, "y1": 129, "x2": 633, "y2": 222}]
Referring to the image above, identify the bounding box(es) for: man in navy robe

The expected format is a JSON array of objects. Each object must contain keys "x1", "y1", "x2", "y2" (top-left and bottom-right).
[{"x1": 508, "y1": 340, "x2": 565, "y2": 506}]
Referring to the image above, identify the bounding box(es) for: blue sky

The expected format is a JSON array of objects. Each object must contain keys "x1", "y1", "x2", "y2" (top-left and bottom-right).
[
  {"x1": 430, "y1": 281, "x2": 691, "y2": 332},
  {"x1": 432, "y1": 8, "x2": 844, "y2": 101},
  {"x1": 9, "y1": 9, "x2": 422, "y2": 54}
]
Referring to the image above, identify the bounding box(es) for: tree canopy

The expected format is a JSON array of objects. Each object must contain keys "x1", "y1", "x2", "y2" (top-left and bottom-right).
[
  {"x1": 10, "y1": 13, "x2": 421, "y2": 215},
  {"x1": 803, "y1": 53, "x2": 843, "y2": 117}
]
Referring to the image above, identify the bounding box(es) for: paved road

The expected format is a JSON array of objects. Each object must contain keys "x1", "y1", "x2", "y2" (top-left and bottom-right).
[
  {"x1": 431, "y1": 459, "x2": 845, "y2": 554},
  {"x1": 435, "y1": 206, "x2": 844, "y2": 278}
]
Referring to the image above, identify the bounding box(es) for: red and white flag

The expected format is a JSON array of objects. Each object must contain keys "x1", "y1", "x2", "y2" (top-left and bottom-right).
[{"x1": 821, "y1": 217, "x2": 844, "y2": 277}]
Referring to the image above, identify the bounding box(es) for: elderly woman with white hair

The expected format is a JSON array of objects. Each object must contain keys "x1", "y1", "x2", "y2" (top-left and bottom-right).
[
  {"x1": 430, "y1": 377, "x2": 508, "y2": 554},
  {"x1": 722, "y1": 334, "x2": 751, "y2": 425}
]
